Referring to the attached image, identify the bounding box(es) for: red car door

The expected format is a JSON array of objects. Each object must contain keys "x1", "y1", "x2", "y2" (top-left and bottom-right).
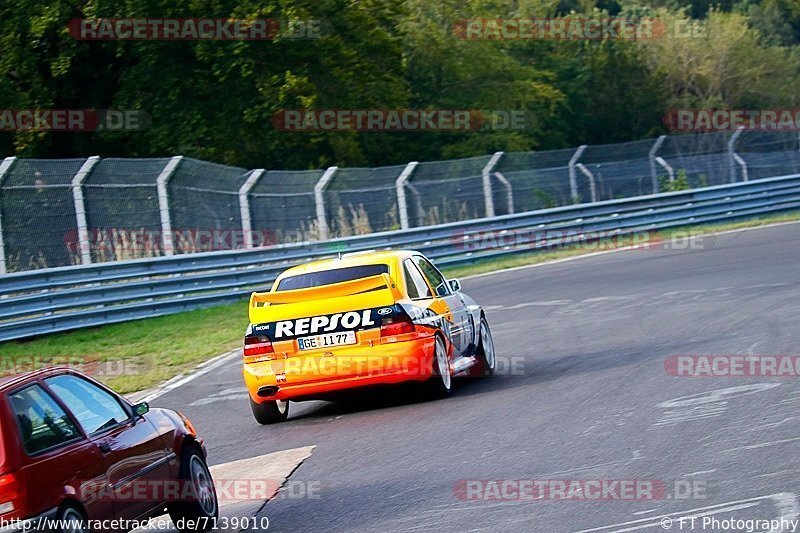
[
  {"x1": 5, "y1": 383, "x2": 115, "y2": 523},
  {"x1": 44, "y1": 374, "x2": 173, "y2": 521}
]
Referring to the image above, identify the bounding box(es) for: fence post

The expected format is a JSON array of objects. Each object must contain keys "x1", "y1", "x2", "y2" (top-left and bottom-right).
[
  {"x1": 649, "y1": 135, "x2": 667, "y2": 193},
  {"x1": 239, "y1": 169, "x2": 265, "y2": 248},
  {"x1": 156, "y1": 156, "x2": 183, "y2": 256},
  {"x1": 655, "y1": 157, "x2": 675, "y2": 182},
  {"x1": 728, "y1": 126, "x2": 745, "y2": 183},
  {"x1": 407, "y1": 184, "x2": 425, "y2": 226},
  {"x1": 493, "y1": 172, "x2": 514, "y2": 214},
  {"x1": 395, "y1": 162, "x2": 419, "y2": 230},
  {"x1": 0, "y1": 157, "x2": 17, "y2": 275},
  {"x1": 482, "y1": 152, "x2": 503, "y2": 217},
  {"x1": 314, "y1": 166, "x2": 337, "y2": 240},
  {"x1": 576, "y1": 163, "x2": 598, "y2": 203},
  {"x1": 71, "y1": 156, "x2": 100, "y2": 266},
  {"x1": 568, "y1": 145, "x2": 587, "y2": 201}
]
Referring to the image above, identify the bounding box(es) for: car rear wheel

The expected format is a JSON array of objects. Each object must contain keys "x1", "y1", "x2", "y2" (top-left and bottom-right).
[
  {"x1": 250, "y1": 398, "x2": 289, "y2": 424},
  {"x1": 56, "y1": 503, "x2": 88, "y2": 533},
  {"x1": 476, "y1": 316, "x2": 496, "y2": 376},
  {"x1": 425, "y1": 336, "x2": 452, "y2": 398},
  {"x1": 168, "y1": 447, "x2": 218, "y2": 532}
]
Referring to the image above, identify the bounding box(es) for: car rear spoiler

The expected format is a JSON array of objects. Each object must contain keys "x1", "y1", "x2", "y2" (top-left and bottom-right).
[{"x1": 248, "y1": 273, "x2": 403, "y2": 324}]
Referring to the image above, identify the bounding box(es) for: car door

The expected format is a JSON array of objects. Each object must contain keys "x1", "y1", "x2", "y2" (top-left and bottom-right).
[
  {"x1": 44, "y1": 374, "x2": 172, "y2": 520},
  {"x1": 412, "y1": 255, "x2": 474, "y2": 356},
  {"x1": 6, "y1": 383, "x2": 114, "y2": 522}
]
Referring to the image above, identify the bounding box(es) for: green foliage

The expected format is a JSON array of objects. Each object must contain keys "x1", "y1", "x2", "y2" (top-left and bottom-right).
[
  {"x1": 0, "y1": 0, "x2": 798, "y2": 167},
  {"x1": 659, "y1": 168, "x2": 690, "y2": 191}
]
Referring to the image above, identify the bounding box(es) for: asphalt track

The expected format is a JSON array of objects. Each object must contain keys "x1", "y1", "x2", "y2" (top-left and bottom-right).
[{"x1": 152, "y1": 222, "x2": 800, "y2": 532}]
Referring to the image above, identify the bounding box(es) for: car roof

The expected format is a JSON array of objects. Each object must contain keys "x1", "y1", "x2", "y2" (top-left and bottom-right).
[
  {"x1": 277, "y1": 249, "x2": 418, "y2": 279},
  {"x1": 0, "y1": 366, "x2": 74, "y2": 392}
]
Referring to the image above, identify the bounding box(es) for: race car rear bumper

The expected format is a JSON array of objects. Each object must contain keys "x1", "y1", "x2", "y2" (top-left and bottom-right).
[{"x1": 243, "y1": 337, "x2": 437, "y2": 402}]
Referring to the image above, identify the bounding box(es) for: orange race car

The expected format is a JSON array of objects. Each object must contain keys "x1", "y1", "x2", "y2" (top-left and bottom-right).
[{"x1": 242, "y1": 250, "x2": 496, "y2": 424}]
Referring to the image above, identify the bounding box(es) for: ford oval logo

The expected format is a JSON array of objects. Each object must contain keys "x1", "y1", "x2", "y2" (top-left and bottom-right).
[{"x1": 377, "y1": 307, "x2": 393, "y2": 315}]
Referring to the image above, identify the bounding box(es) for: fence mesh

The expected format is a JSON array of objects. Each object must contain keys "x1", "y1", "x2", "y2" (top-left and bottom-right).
[
  {"x1": 410, "y1": 156, "x2": 492, "y2": 225},
  {"x1": 1, "y1": 159, "x2": 87, "y2": 270},
  {"x1": 327, "y1": 165, "x2": 407, "y2": 236},
  {"x1": 249, "y1": 169, "x2": 324, "y2": 243},
  {"x1": 3, "y1": 131, "x2": 800, "y2": 272},
  {"x1": 169, "y1": 158, "x2": 250, "y2": 254},
  {"x1": 84, "y1": 157, "x2": 171, "y2": 262}
]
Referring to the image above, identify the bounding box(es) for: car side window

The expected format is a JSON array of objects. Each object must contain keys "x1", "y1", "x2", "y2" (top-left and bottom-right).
[
  {"x1": 45, "y1": 375, "x2": 129, "y2": 435},
  {"x1": 8, "y1": 385, "x2": 81, "y2": 455},
  {"x1": 413, "y1": 256, "x2": 449, "y2": 297},
  {"x1": 404, "y1": 259, "x2": 432, "y2": 299}
]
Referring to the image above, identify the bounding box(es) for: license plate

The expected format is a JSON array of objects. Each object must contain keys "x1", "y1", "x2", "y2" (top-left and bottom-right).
[{"x1": 297, "y1": 331, "x2": 357, "y2": 351}]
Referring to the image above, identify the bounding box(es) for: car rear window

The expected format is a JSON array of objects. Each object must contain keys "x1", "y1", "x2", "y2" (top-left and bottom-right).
[
  {"x1": 277, "y1": 264, "x2": 389, "y2": 291},
  {"x1": 8, "y1": 385, "x2": 81, "y2": 455}
]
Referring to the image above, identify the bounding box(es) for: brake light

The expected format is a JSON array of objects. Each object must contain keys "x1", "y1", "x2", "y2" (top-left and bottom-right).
[
  {"x1": 380, "y1": 316, "x2": 415, "y2": 340},
  {"x1": 243, "y1": 335, "x2": 275, "y2": 364},
  {"x1": 0, "y1": 472, "x2": 22, "y2": 515}
]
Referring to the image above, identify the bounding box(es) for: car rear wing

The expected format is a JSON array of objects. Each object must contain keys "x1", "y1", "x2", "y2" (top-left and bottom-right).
[{"x1": 248, "y1": 273, "x2": 403, "y2": 324}]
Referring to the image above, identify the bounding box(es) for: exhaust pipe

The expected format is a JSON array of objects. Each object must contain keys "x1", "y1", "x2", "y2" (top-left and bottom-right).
[{"x1": 258, "y1": 386, "x2": 279, "y2": 397}]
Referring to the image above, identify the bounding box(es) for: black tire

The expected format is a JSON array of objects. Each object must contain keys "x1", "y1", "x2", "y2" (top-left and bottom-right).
[
  {"x1": 55, "y1": 502, "x2": 89, "y2": 533},
  {"x1": 167, "y1": 446, "x2": 219, "y2": 533},
  {"x1": 475, "y1": 316, "x2": 496, "y2": 376},
  {"x1": 425, "y1": 335, "x2": 453, "y2": 399},
  {"x1": 250, "y1": 397, "x2": 289, "y2": 424}
]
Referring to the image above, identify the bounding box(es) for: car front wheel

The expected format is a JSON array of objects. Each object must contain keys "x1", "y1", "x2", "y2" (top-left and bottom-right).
[{"x1": 168, "y1": 447, "x2": 218, "y2": 532}]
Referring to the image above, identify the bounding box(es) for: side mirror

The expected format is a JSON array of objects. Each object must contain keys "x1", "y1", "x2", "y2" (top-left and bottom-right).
[
  {"x1": 448, "y1": 279, "x2": 462, "y2": 293},
  {"x1": 133, "y1": 401, "x2": 150, "y2": 417}
]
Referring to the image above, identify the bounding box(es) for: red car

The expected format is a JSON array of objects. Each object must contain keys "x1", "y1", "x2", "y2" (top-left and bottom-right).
[{"x1": 0, "y1": 367, "x2": 218, "y2": 533}]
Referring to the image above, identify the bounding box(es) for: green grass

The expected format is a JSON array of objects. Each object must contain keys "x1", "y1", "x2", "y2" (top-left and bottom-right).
[
  {"x1": 2, "y1": 210, "x2": 799, "y2": 394},
  {"x1": 0, "y1": 303, "x2": 245, "y2": 394}
]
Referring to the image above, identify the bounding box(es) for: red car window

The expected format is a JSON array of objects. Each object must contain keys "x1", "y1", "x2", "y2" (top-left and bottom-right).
[
  {"x1": 8, "y1": 385, "x2": 81, "y2": 455},
  {"x1": 45, "y1": 375, "x2": 129, "y2": 435}
]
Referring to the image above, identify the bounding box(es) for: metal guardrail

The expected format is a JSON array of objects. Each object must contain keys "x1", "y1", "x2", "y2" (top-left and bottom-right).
[{"x1": 2, "y1": 173, "x2": 799, "y2": 342}]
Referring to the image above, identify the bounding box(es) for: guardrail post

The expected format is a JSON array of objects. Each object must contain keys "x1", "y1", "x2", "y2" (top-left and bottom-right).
[
  {"x1": 655, "y1": 157, "x2": 674, "y2": 182},
  {"x1": 649, "y1": 135, "x2": 667, "y2": 193},
  {"x1": 314, "y1": 166, "x2": 337, "y2": 240},
  {"x1": 493, "y1": 172, "x2": 515, "y2": 214},
  {"x1": 156, "y1": 156, "x2": 183, "y2": 256},
  {"x1": 482, "y1": 152, "x2": 504, "y2": 217},
  {"x1": 239, "y1": 169, "x2": 265, "y2": 248},
  {"x1": 728, "y1": 126, "x2": 745, "y2": 183},
  {"x1": 395, "y1": 162, "x2": 418, "y2": 230},
  {"x1": 568, "y1": 145, "x2": 587, "y2": 202},
  {"x1": 71, "y1": 156, "x2": 100, "y2": 265},
  {"x1": 576, "y1": 163, "x2": 598, "y2": 203},
  {"x1": 0, "y1": 157, "x2": 17, "y2": 274}
]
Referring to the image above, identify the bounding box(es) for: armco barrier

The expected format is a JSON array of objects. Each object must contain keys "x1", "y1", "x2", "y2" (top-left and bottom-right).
[{"x1": 1, "y1": 173, "x2": 799, "y2": 341}]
